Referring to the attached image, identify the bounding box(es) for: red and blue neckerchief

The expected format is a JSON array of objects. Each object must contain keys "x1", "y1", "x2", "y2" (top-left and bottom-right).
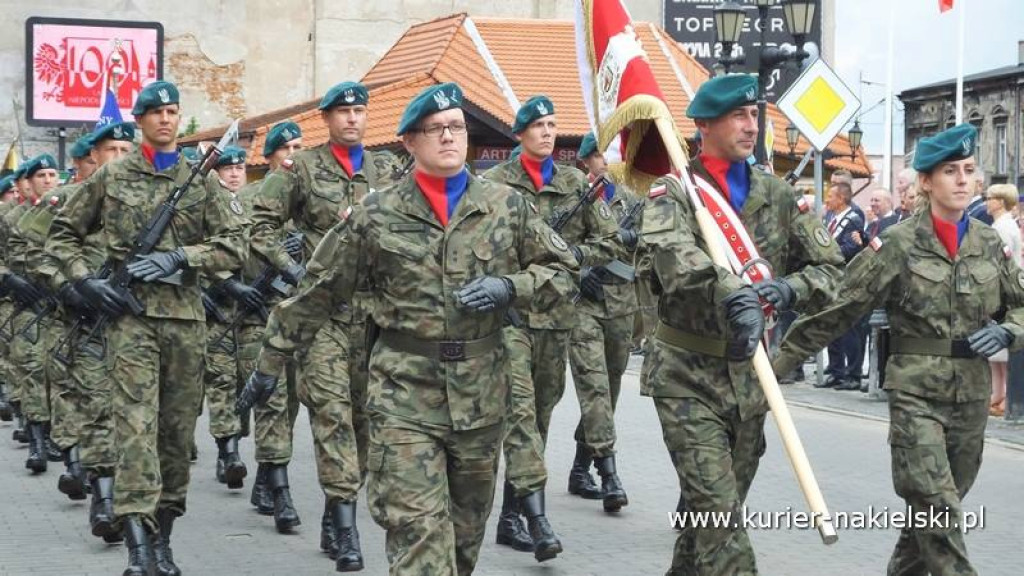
[
  {"x1": 414, "y1": 169, "x2": 469, "y2": 227},
  {"x1": 141, "y1": 143, "x2": 180, "y2": 173},
  {"x1": 931, "y1": 211, "x2": 969, "y2": 259},
  {"x1": 700, "y1": 153, "x2": 750, "y2": 213},
  {"x1": 330, "y1": 142, "x2": 364, "y2": 178},
  {"x1": 520, "y1": 154, "x2": 554, "y2": 192}
]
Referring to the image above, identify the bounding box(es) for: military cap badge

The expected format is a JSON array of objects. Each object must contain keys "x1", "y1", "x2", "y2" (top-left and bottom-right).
[
  {"x1": 158, "y1": 88, "x2": 170, "y2": 104},
  {"x1": 434, "y1": 90, "x2": 452, "y2": 110}
]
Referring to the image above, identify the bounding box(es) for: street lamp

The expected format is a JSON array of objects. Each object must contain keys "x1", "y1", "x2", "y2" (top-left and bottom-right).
[
  {"x1": 712, "y1": 0, "x2": 816, "y2": 167},
  {"x1": 786, "y1": 122, "x2": 800, "y2": 155},
  {"x1": 848, "y1": 120, "x2": 864, "y2": 160}
]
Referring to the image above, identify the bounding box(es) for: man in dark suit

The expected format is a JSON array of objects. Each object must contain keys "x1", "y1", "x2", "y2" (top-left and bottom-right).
[
  {"x1": 866, "y1": 188, "x2": 900, "y2": 240},
  {"x1": 816, "y1": 181, "x2": 865, "y2": 389},
  {"x1": 965, "y1": 169, "x2": 993, "y2": 225}
]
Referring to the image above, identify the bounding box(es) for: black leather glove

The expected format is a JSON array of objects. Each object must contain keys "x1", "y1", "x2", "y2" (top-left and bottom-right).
[
  {"x1": 722, "y1": 286, "x2": 765, "y2": 361},
  {"x1": 281, "y1": 234, "x2": 304, "y2": 261},
  {"x1": 281, "y1": 261, "x2": 306, "y2": 287},
  {"x1": 752, "y1": 278, "x2": 797, "y2": 312},
  {"x1": 3, "y1": 273, "x2": 44, "y2": 307},
  {"x1": 57, "y1": 282, "x2": 92, "y2": 313},
  {"x1": 580, "y1": 267, "x2": 604, "y2": 301},
  {"x1": 127, "y1": 248, "x2": 187, "y2": 282},
  {"x1": 236, "y1": 370, "x2": 279, "y2": 415},
  {"x1": 570, "y1": 246, "x2": 584, "y2": 264},
  {"x1": 967, "y1": 324, "x2": 1014, "y2": 358},
  {"x1": 221, "y1": 278, "x2": 265, "y2": 310},
  {"x1": 201, "y1": 290, "x2": 221, "y2": 320},
  {"x1": 454, "y1": 276, "x2": 516, "y2": 313},
  {"x1": 75, "y1": 277, "x2": 129, "y2": 317},
  {"x1": 618, "y1": 228, "x2": 639, "y2": 250}
]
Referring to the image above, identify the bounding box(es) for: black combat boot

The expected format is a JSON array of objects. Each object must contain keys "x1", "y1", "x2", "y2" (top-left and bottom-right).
[
  {"x1": 58, "y1": 444, "x2": 88, "y2": 500},
  {"x1": 44, "y1": 423, "x2": 63, "y2": 462},
  {"x1": 495, "y1": 480, "x2": 533, "y2": 552},
  {"x1": 153, "y1": 508, "x2": 181, "y2": 576},
  {"x1": 12, "y1": 401, "x2": 28, "y2": 443},
  {"x1": 321, "y1": 500, "x2": 337, "y2": 556},
  {"x1": 25, "y1": 421, "x2": 47, "y2": 473},
  {"x1": 123, "y1": 515, "x2": 156, "y2": 576},
  {"x1": 90, "y1": 475, "x2": 121, "y2": 541},
  {"x1": 594, "y1": 455, "x2": 628, "y2": 513},
  {"x1": 567, "y1": 442, "x2": 602, "y2": 499},
  {"x1": 519, "y1": 491, "x2": 562, "y2": 562},
  {"x1": 0, "y1": 385, "x2": 12, "y2": 421},
  {"x1": 215, "y1": 435, "x2": 247, "y2": 489},
  {"x1": 330, "y1": 500, "x2": 364, "y2": 572},
  {"x1": 267, "y1": 464, "x2": 301, "y2": 532},
  {"x1": 251, "y1": 462, "x2": 273, "y2": 514}
]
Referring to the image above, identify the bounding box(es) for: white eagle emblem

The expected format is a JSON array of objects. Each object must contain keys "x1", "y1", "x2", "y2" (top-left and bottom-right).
[
  {"x1": 158, "y1": 88, "x2": 170, "y2": 103},
  {"x1": 745, "y1": 87, "x2": 756, "y2": 101},
  {"x1": 113, "y1": 126, "x2": 123, "y2": 139},
  {"x1": 40, "y1": 158, "x2": 49, "y2": 168},
  {"x1": 281, "y1": 128, "x2": 294, "y2": 140},
  {"x1": 537, "y1": 102, "x2": 549, "y2": 116},
  {"x1": 344, "y1": 89, "x2": 356, "y2": 103},
  {"x1": 962, "y1": 137, "x2": 972, "y2": 156},
  {"x1": 434, "y1": 90, "x2": 451, "y2": 110}
]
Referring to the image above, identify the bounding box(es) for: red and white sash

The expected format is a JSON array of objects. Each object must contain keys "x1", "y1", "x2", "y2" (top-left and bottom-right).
[{"x1": 691, "y1": 173, "x2": 773, "y2": 288}]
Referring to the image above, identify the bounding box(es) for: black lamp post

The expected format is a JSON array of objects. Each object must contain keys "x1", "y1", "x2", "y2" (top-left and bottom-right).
[
  {"x1": 847, "y1": 119, "x2": 864, "y2": 160},
  {"x1": 712, "y1": 0, "x2": 817, "y2": 166},
  {"x1": 786, "y1": 122, "x2": 800, "y2": 155}
]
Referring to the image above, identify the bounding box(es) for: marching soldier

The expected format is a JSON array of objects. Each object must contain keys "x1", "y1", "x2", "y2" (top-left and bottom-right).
[
  {"x1": 0, "y1": 175, "x2": 19, "y2": 424},
  {"x1": 567, "y1": 131, "x2": 639, "y2": 511},
  {"x1": 202, "y1": 145, "x2": 250, "y2": 491},
  {"x1": 247, "y1": 81, "x2": 400, "y2": 567},
  {"x1": 639, "y1": 75, "x2": 843, "y2": 574},
  {"x1": 234, "y1": 121, "x2": 304, "y2": 519},
  {"x1": 239, "y1": 81, "x2": 578, "y2": 576},
  {"x1": 1, "y1": 164, "x2": 30, "y2": 445},
  {"x1": 48, "y1": 81, "x2": 246, "y2": 576},
  {"x1": 483, "y1": 96, "x2": 622, "y2": 560},
  {"x1": 774, "y1": 123, "x2": 1022, "y2": 576},
  {"x1": 6, "y1": 154, "x2": 62, "y2": 473}
]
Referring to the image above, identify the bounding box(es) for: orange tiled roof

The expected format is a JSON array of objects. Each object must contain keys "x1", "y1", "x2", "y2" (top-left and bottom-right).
[{"x1": 204, "y1": 12, "x2": 871, "y2": 175}]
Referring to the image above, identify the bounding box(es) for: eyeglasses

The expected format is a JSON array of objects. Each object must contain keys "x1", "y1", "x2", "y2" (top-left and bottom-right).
[{"x1": 413, "y1": 122, "x2": 468, "y2": 137}]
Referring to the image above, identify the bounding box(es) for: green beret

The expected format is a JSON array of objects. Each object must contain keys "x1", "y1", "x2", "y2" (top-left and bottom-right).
[
  {"x1": 396, "y1": 83, "x2": 464, "y2": 136},
  {"x1": 22, "y1": 154, "x2": 58, "y2": 177},
  {"x1": 70, "y1": 135, "x2": 95, "y2": 159},
  {"x1": 92, "y1": 122, "x2": 135, "y2": 144},
  {"x1": 319, "y1": 81, "x2": 368, "y2": 110},
  {"x1": 263, "y1": 121, "x2": 302, "y2": 156},
  {"x1": 686, "y1": 74, "x2": 758, "y2": 119},
  {"x1": 0, "y1": 175, "x2": 15, "y2": 193},
  {"x1": 578, "y1": 132, "x2": 598, "y2": 159},
  {"x1": 131, "y1": 81, "x2": 180, "y2": 115},
  {"x1": 182, "y1": 147, "x2": 200, "y2": 166},
  {"x1": 215, "y1": 146, "x2": 247, "y2": 168},
  {"x1": 912, "y1": 123, "x2": 977, "y2": 173},
  {"x1": 513, "y1": 95, "x2": 555, "y2": 134}
]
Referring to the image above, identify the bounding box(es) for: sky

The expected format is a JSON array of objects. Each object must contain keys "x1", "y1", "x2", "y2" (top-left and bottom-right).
[{"x1": 833, "y1": 0, "x2": 1024, "y2": 155}]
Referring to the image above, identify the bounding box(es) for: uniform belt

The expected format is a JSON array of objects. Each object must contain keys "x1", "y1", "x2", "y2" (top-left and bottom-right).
[
  {"x1": 654, "y1": 322, "x2": 727, "y2": 358},
  {"x1": 379, "y1": 330, "x2": 500, "y2": 362},
  {"x1": 888, "y1": 337, "x2": 976, "y2": 359}
]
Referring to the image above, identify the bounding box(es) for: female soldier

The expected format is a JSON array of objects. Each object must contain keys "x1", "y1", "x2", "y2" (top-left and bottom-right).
[{"x1": 774, "y1": 123, "x2": 1024, "y2": 576}]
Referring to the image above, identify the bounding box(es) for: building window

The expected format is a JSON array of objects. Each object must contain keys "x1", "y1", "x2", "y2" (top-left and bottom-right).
[{"x1": 995, "y1": 121, "x2": 1008, "y2": 175}]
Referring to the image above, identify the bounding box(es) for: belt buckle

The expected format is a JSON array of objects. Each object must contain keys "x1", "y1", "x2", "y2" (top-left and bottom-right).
[{"x1": 439, "y1": 340, "x2": 466, "y2": 361}]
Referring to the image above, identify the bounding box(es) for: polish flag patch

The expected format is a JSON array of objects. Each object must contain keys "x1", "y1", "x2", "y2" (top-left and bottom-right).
[
  {"x1": 648, "y1": 184, "x2": 667, "y2": 199},
  {"x1": 1004, "y1": 245, "x2": 1014, "y2": 260},
  {"x1": 49, "y1": 195, "x2": 60, "y2": 206},
  {"x1": 796, "y1": 196, "x2": 811, "y2": 214},
  {"x1": 339, "y1": 205, "x2": 353, "y2": 222},
  {"x1": 869, "y1": 236, "x2": 884, "y2": 252}
]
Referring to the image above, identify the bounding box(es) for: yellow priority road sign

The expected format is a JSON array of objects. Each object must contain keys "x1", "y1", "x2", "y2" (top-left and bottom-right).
[{"x1": 777, "y1": 59, "x2": 860, "y2": 153}]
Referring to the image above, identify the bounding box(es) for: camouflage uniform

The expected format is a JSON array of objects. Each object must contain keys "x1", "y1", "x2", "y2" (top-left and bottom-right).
[
  {"x1": 47, "y1": 149, "x2": 246, "y2": 528},
  {"x1": 775, "y1": 210, "x2": 1024, "y2": 576},
  {"x1": 569, "y1": 192, "x2": 639, "y2": 457},
  {"x1": 235, "y1": 180, "x2": 299, "y2": 468},
  {"x1": 255, "y1": 173, "x2": 577, "y2": 575},
  {"x1": 483, "y1": 159, "x2": 620, "y2": 495},
  {"x1": 639, "y1": 166, "x2": 843, "y2": 575},
  {"x1": 250, "y1": 144, "x2": 400, "y2": 505},
  {"x1": 0, "y1": 202, "x2": 28, "y2": 412}
]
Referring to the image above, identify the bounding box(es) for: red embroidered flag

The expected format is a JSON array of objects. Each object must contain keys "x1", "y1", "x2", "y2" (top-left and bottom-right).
[{"x1": 940, "y1": 0, "x2": 954, "y2": 13}]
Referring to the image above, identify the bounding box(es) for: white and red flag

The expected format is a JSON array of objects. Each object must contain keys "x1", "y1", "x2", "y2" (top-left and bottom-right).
[
  {"x1": 574, "y1": 0, "x2": 682, "y2": 192},
  {"x1": 939, "y1": 0, "x2": 955, "y2": 13}
]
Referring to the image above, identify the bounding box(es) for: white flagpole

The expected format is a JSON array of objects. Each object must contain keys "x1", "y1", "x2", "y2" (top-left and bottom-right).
[
  {"x1": 955, "y1": 0, "x2": 965, "y2": 124},
  {"x1": 882, "y1": 3, "x2": 894, "y2": 189}
]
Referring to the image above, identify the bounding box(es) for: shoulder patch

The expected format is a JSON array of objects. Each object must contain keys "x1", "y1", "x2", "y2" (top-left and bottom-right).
[
  {"x1": 280, "y1": 158, "x2": 294, "y2": 171},
  {"x1": 649, "y1": 184, "x2": 667, "y2": 199},
  {"x1": 796, "y1": 196, "x2": 811, "y2": 214},
  {"x1": 1004, "y1": 245, "x2": 1013, "y2": 260},
  {"x1": 598, "y1": 202, "x2": 612, "y2": 220},
  {"x1": 49, "y1": 195, "x2": 60, "y2": 207},
  {"x1": 813, "y1": 227, "x2": 832, "y2": 247},
  {"x1": 229, "y1": 198, "x2": 244, "y2": 215},
  {"x1": 1017, "y1": 269, "x2": 1024, "y2": 290},
  {"x1": 339, "y1": 205, "x2": 353, "y2": 222},
  {"x1": 869, "y1": 236, "x2": 884, "y2": 252}
]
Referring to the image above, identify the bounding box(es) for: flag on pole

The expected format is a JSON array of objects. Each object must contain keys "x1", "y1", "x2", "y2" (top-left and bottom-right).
[
  {"x1": 574, "y1": 0, "x2": 684, "y2": 193},
  {"x1": 95, "y1": 69, "x2": 124, "y2": 130},
  {"x1": 939, "y1": 0, "x2": 954, "y2": 13},
  {"x1": 2, "y1": 140, "x2": 19, "y2": 176}
]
